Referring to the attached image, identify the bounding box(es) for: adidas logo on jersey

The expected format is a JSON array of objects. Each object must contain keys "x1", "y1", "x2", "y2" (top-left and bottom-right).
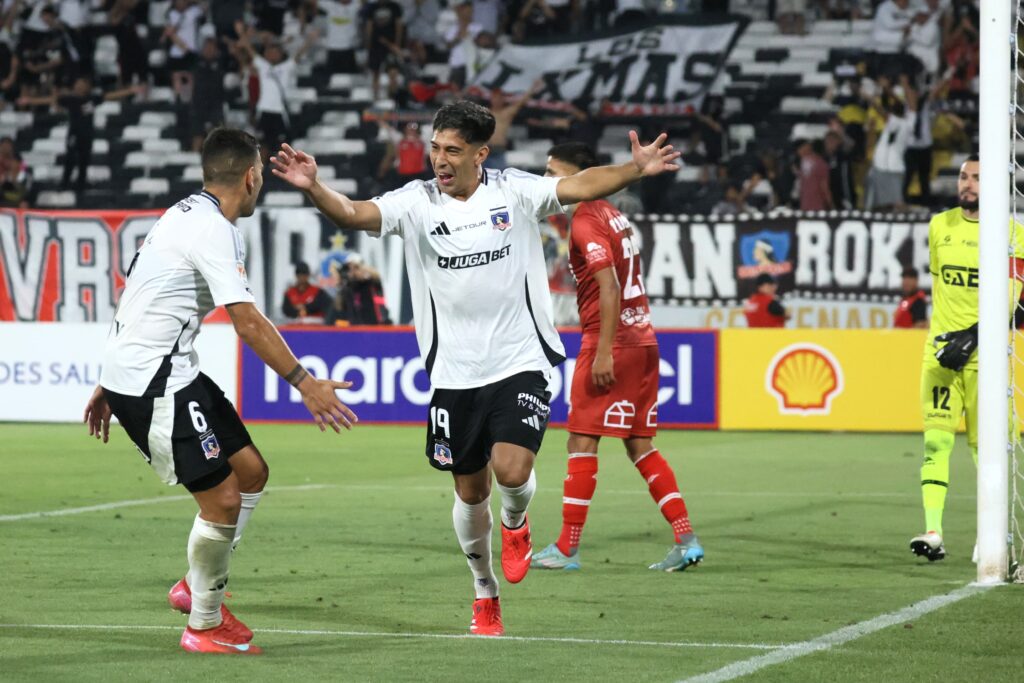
[
  {"x1": 430, "y1": 222, "x2": 451, "y2": 236},
  {"x1": 521, "y1": 415, "x2": 542, "y2": 430}
]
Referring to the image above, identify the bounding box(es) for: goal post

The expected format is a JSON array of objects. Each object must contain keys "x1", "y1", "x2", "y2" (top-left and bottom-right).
[{"x1": 977, "y1": 0, "x2": 1011, "y2": 584}]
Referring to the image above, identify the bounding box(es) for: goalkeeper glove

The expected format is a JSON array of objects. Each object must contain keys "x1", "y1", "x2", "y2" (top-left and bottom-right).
[{"x1": 933, "y1": 323, "x2": 978, "y2": 371}]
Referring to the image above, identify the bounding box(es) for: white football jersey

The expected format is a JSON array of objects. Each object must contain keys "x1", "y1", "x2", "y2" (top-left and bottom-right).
[
  {"x1": 101, "y1": 191, "x2": 254, "y2": 397},
  {"x1": 371, "y1": 168, "x2": 566, "y2": 389}
]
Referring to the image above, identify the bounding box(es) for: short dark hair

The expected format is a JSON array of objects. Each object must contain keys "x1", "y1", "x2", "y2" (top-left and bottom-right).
[
  {"x1": 201, "y1": 127, "x2": 260, "y2": 185},
  {"x1": 755, "y1": 273, "x2": 776, "y2": 287},
  {"x1": 901, "y1": 265, "x2": 919, "y2": 278},
  {"x1": 966, "y1": 153, "x2": 979, "y2": 163},
  {"x1": 546, "y1": 142, "x2": 599, "y2": 171},
  {"x1": 432, "y1": 100, "x2": 495, "y2": 145}
]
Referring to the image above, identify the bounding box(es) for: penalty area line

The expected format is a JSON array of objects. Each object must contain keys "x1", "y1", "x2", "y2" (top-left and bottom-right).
[
  {"x1": 676, "y1": 583, "x2": 990, "y2": 683},
  {"x1": 0, "y1": 623, "x2": 785, "y2": 651}
]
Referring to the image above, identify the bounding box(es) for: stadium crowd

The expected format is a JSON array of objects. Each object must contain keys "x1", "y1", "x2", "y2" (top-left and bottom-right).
[{"x1": 0, "y1": 0, "x2": 979, "y2": 215}]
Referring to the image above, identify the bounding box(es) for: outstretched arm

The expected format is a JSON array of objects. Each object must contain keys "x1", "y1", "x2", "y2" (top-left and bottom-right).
[
  {"x1": 227, "y1": 301, "x2": 357, "y2": 431},
  {"x1": 555, "y1": 131, "x2": 680, "y2": 205},
  {"x1": 270, "y1": 143, "x2": 383, "y2": 232}
]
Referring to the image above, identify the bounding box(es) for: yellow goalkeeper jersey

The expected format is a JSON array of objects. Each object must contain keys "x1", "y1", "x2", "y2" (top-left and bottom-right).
[{"x1": 926, "y1": 207, "x2": 1024, "y2": 368}]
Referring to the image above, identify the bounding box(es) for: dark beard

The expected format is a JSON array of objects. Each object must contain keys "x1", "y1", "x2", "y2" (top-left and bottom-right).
[{"x1": 959, "y1": 197, "x2": 979, "y2": 211}]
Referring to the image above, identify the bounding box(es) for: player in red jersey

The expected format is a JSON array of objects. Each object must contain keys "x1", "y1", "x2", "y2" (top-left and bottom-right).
[{"x1": 532, "y1": 143, "x2": 704, "y2": 572}]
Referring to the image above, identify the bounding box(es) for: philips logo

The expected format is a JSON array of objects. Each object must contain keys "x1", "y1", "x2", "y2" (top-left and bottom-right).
[{"x1": 438, "y1": 245, "x2": 511, "y2": 270}]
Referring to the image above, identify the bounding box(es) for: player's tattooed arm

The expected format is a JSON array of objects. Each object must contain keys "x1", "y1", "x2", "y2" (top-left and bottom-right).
[{"x1": 286, "y1": 363, "x2": 309, "y2": 387}]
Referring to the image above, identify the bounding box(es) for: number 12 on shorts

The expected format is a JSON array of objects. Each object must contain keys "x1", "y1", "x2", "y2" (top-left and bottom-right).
[
  {"x1": 931, "y1": 386, "x2": 951, "y2": 410},
  {"x1": 430, "y1": 406, "x2": 451, "y2": 438}
]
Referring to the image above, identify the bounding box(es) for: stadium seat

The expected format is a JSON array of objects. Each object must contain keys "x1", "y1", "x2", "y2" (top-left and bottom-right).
[
  {"x1": 325, "y1": 178, "x2": 357, "y2": 195},
  {"x1": 130, "y1": 178, "x2": 171, "y2": 195},
  {"x1": 263, "y1": 191, "x2": 305, "y2": 207},
  {"x1": 36, "y1": 191, "x2": 77, "y2": 207}
]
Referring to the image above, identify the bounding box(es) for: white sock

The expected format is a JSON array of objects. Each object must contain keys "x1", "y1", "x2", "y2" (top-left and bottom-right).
[
  {"x1": 452, "y1": 495, "x2": 498, "y2": 599},
  {"x1": 232, "y1": 490, "x2": 263, "y2": 552},
  {"x1": 185, "y1": 490, "x2": 263, "y2": 586},
  {"x1": 497, "y1": 470, "x2": 536, "y2": 529},
  {"x1": 186, "y1": 514, "x2": 235, "y2": 630}
]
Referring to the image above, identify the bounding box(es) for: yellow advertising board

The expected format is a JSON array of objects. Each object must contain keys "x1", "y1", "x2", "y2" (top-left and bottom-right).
[{"x1": 719, "y1": 329, "x2": 929, "y2": 431}]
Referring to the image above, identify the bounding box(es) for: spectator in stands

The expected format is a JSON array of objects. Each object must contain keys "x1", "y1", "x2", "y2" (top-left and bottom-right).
[
  {"x1": 162, "y1": 0, "x2": 205, "y2": 104},
  {"x1": 446, "y1": 2, "x2": 482, "y2": 90},
  {"x1": 904, "y1": 78, "x2": 942, "y2": 207},
  {"x1": 712, "y1": 182, "x2": 749, "y2": 215},
  {"x1": 487, "y1": 82, "x2": 538, "y2": 171},
  {"x1": 776, "y1": 0, "x2": 807, "y2": 36},
  {"x1": 907, "y1": 0, "x2": 942, "y2": 79},
  {"x1": 943, "y1": 10, "x2": 978, "y2": 100},
  {"x1": 363, "y1": 1, "x2": 404, "y2": 100},
  {"x1": 796, "y1": 139, "x2": 832, "y2": 211},
  {"x1": 893, "y1": 265, "x2": 928, "y2": 329},
  {"x1": 55, "y1": 0, "x2": 94, "y2": 77},
  {"x1": 282, "y1": 261, "x2": 332, "y2": 323},
  {"x1": 0, "y1": 38, "x2": 19, "y2": 109},
  {"x1": 0, "y1": 136, "x2": 33, "y2": 208},
  {"x1": 471, "y1": 0, "x2": 502, "y2": 35},
  {"x1": 865, "y1": 75, "x2": 918, "y2": 212},
  {"x1": 319, "y1": 0, "x2": 362, "y2": 74},
  {"x1": 257, "y1": 0, "x2": 290, "y2": 42},
  {"x1": 237, "y1": 26, "x2": 319, "y2": 161},
  {"x1": 326, "y1": 257, "x2": 392, "y2": 326},
  {"x1": 544, "y1": 0, "x2": 577, "y2": 34},
  {"x1": 106, "y1": 0, "x2": 148, "y2": 88},
  {"x1": 823, "y1": 124, "x2": 857, "y2": 210},
  {"x1": 744, "y1": 273, "x2": 789, "y2": 328},
  {"x1": 377, "y1": 120, "x2": 428, "y2": 189},
  {"x1": 526, "y1": 99, "x2": 602, "y2": 150},
  {"x1": 742, "y1": 155, "x2": 779, "y2": 210},
  {"x1": 695, "y1": 95, "x2": 726, "y2": 164},
  {"x1": 509, "y1": 0, "x2": 560, "y2": 41},
  {"x1": 871, "y1": 0, "x2": 916, "y2": 78},
  {"x1": 18, "y1": 76, "x2": 144, "y2": 195},
  {"x1": 190, "y1": 37, "x2": 226, "y2": 152},
  {"x1": 403, "y1": 0, "x2": 443, "y2": 68}
]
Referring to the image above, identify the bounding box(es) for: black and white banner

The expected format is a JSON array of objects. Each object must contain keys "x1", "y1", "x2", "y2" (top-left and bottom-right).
[{"x1": 469, "y1": 16, "x2": 748, "y2": 115}]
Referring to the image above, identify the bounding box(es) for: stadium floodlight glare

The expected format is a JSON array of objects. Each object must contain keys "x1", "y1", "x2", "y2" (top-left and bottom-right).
[{"x1": 978, "y1": 0, "x2": 1011, "y2": 584}]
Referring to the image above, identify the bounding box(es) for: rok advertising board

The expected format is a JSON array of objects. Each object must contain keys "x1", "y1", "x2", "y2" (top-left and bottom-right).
[{"x1": 237, "y1": 328, "x2": 719, "y2": 428}]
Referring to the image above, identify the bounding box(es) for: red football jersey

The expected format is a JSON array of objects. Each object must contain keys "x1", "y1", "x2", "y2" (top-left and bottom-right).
[{"x1": 569, "y1": 199, "x2": 656, "y2": 348}]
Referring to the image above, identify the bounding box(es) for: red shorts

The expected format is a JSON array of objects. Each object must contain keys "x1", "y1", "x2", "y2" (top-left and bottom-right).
[{"x1": 568, "y1": 345, "x2": 659, "y2": 438}]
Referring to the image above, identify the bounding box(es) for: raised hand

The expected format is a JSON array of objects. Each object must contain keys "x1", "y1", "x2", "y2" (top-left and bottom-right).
[
  {"x1": 629, "y1": 131, "x2": 682, "y2": 177},
  {"x1": 83, "y1": 385, "x2": 112, "y2": 444},
  {"x1": 270, "y1": 143, "x2": 319, "y2": 191},
  {"x1": 300, "y1": 378, "x2": 359, "y2": 433}
]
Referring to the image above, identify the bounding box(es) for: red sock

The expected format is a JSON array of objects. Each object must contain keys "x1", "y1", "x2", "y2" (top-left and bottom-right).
[
  {"x1": 556, "y1": 454, "x2": 598, "y2": 555},
  {"x1": 634, "y1": 449, "x2": 693, "y2": 542}
]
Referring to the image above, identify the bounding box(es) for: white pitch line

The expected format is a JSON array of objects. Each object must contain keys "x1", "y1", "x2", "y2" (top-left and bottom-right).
[
  {"x1": 0, "y1": 623, "x2": 784, "y2": 651},
  {"x1": 0, "y1": 483, "x2": 965, "y2": 523},
  {"x1": 0, "y1": 484, "x2": 335, "y2": 522},
  {"x1": 676, "y1": 583, "x2": 990, "y2": 683}
]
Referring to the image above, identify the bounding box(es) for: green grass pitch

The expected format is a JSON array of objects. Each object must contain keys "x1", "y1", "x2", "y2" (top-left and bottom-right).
[{"x1": 1, "y1": 423, "x2": 1022, "y2": 682}]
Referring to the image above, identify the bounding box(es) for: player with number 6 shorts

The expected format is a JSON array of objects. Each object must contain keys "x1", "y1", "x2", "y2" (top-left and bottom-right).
[
  {"x1": 912, "y1": 154, "x2": 1024, "y2": 562},
  {"x1": 532, "y1": 142, "x2": 703, "y2": 573}
]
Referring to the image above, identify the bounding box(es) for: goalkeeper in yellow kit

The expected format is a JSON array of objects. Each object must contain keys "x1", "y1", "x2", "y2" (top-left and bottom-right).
[{"x1": 911, "y1": 155, "x2": 1024, "y2": 561}]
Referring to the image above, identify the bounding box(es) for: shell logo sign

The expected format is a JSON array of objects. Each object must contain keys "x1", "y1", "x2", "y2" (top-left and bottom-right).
[{"x1": 765, "y1": 343, "x2": 844, "y2": 415}]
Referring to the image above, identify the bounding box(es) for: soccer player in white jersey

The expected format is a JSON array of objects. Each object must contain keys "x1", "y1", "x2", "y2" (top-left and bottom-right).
[
  {"x1": 83, "y1": 128, "x2": 358, "y2": 654},
  {"x1": 270, "y1": 101, "x2": 680, "y2": 636}
]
